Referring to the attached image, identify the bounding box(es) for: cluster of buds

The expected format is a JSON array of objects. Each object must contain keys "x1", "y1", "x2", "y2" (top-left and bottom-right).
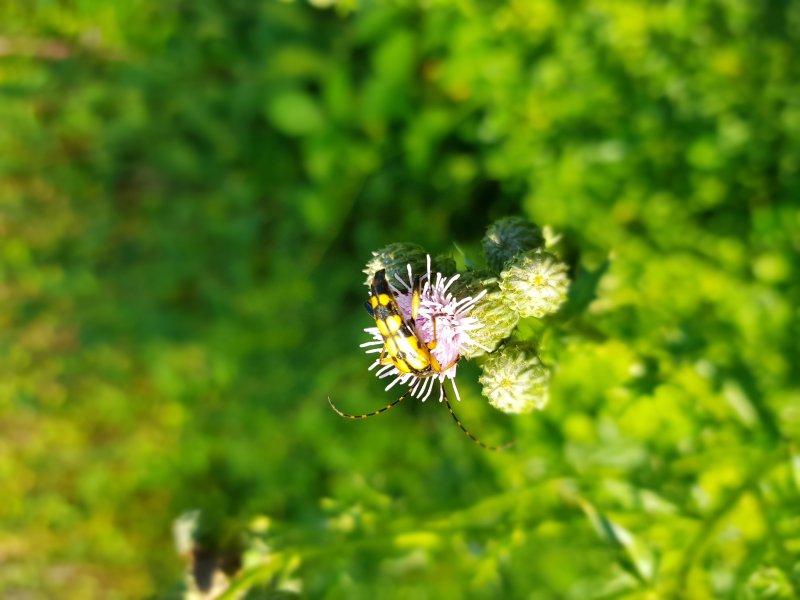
[{"x1": 362, "y1": 217, "x2": 570, "y2": 414}]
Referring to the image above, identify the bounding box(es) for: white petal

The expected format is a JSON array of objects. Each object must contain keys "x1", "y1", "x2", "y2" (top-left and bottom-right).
[
  {"x1": 419, "y1": 378, "x2": 435, "y2": 402},
  {"x1": 441, "y1": 273, "x2": 460, "y2": 294},
  {"x1": 385, "y1": 375, "x2": 403, "y2": 390},
  {"x1": 377, "y1": 365, "x2": 395, "y2": 378},
  {"x1": 360, "y1": 340, "x2": 384, "y2": 347}
]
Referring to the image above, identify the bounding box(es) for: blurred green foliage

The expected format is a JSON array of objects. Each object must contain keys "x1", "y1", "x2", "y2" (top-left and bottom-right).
[{"x1": 1, "y1": 0, "x2": 799, "y2": 598}]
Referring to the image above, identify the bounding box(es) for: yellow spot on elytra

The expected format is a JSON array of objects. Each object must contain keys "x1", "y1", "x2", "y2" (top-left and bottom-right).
[
  {"x1": 370, "y1": 297, "x2": 379, "y2": 309},
  {"x1": 384, "y1": 338, "x2": 398, "y2": 356},
  {"x1": 406, "y1": 354, "x2": 428, "y2": 371},
  {"x1": 393, "y1": 358, "x2": 412, "y2": 373},
  {"x1": 378, "y1": 293, "x2": 392, "y2": 305},
  {"x1": 376, "y1": 320, "x2": 390, "y2": 336},
  {"x1": 386, "y1": 315, "x2": 402, "y2": 333}
]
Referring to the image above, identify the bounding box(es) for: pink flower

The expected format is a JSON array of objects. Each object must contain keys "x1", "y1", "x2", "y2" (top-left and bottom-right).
[{"x1": 360, "y1": 256, "x2": 489, "y2": 402}]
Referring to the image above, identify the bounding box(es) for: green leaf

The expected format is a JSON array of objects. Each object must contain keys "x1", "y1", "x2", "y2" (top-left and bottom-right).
[
  {"x1": 266, "y1": 90, "x2": 325, "y2": 136},
  {"x1": 561, "y1": 259, "x2": 610, "y2": 319},
  {"x1": 577, "y1": 497, "x2": 657, "y2": 585}
]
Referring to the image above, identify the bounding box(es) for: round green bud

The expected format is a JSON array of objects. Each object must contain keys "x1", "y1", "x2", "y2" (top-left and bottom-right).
[
  {"x1": 363, "y1": 243, "x2": 428, "y2": 287},
  {"x1": 482, "y1": 217, "x2": 544, "y2": 272},
  {"x1": 499, "y1": 250, "x2": 569, "y2": 318},
  {"x1": 479, "y1": 343, "x2": 550, "y2": 414},
  {"x1": 432, "y1": 255, "x2": 457, "y2": 277},
  {"x1": 450, "y1": 270, "x2": 518, "y2": 358}
]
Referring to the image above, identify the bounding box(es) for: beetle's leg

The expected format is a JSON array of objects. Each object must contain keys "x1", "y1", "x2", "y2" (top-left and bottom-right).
[
  {"x1": 439, "y1": 355, "x2": 460, "y2": 372},
  {"x1": 425, "y1": 314, "x2": 460, "y2": 373},
  {"x1": 328, "y1": 389, "x2": 411, "y2": 420},
  {"x1": 428, "y1": 314, "x2": 438, "y2": 350},
  {"x1": 411, "y1": 275, "x2": 422, "y2": 323},
  {"x1": 429, "y1": 351, "x2": 459, "y2": 374},
  {"x1": 441, "y1": 385, "x2": 513, "y2": 451}
]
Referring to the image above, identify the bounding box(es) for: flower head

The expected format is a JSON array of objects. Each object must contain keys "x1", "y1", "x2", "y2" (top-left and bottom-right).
[
  {"x1": 363, "y1": 243, "x2": 428, "y2": 287},
  {"x1": 499, "y1": 250, "x2": 570, "y2": 318},
  {"x1": 483, "y1": 216, "x2": 545, "y2": 271},
  {"x1": 479, "y1": 343, "x2": 551, "y2": 414},
  {"x1": 361, "y1": 256, "x2": 489, "y2": 402},
  {"x1": 449, "y1": 270, "x2": 519, "y2": 358}
]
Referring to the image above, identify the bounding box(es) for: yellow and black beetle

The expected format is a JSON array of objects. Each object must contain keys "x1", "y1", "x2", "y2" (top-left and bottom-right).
[{"x1": 328, "y1": 268, "x2": 511, "y2": 451}]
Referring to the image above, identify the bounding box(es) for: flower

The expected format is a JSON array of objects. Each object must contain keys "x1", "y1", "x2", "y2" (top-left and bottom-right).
[
  {"x1": 479, "y1": 343, "x2": 551, "y2": 414},
  {"x1": 499, "y1": 250, "x2": 570, "y2": 318},
  {"x1": 363, "y1": 243, "x2": 428, "y2": 287},
  {"x1": 449, "y1": 270, "x2": 519, "y2": 358},
  {"x1": 482, "y1": 216, "x2": 544, "y2": 271},
  {"x1": 361, "y1": 256, "x2": 489, "y2": 402}
]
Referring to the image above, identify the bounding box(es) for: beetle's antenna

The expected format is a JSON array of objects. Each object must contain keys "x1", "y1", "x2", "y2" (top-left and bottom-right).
[
  {"x1": 442, "y1": 386, "x2": 513, "y2": 451},
  {"x1": 328, "y1": 389, "x2": 411, "y2": 420}
]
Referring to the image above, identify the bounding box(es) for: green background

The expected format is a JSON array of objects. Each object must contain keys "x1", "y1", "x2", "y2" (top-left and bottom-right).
[{"x1": 1, "y1": 0, "x2": 798, "y2": 598}]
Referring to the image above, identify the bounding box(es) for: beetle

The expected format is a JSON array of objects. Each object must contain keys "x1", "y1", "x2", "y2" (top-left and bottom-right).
[
  {"x1": 365, "y1": 268, "x2": 457, "y2": 378},
  {"x1": 328, "y1": 268, "x2": 511, "y2": 451}
]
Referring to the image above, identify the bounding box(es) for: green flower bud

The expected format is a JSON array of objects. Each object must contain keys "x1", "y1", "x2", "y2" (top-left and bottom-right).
[
  {"x1": 482, "y1": 217, "x2": 544, "y2": 271},
  {"x1": 363, "y1": 243, "x2": 428, "y2": 287},
  {"x1": 479, "y1": 343, "x2": 550, "y2": 414},
  {"x1": 432, "y1": 255, "x2": 457, "y2": 277},
  {"x1": 499, "y1": 250, "x2": 569, "y2": 318},
  {"x1": 450, "y1": 270, "x2": 518, "y2": 358}
]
